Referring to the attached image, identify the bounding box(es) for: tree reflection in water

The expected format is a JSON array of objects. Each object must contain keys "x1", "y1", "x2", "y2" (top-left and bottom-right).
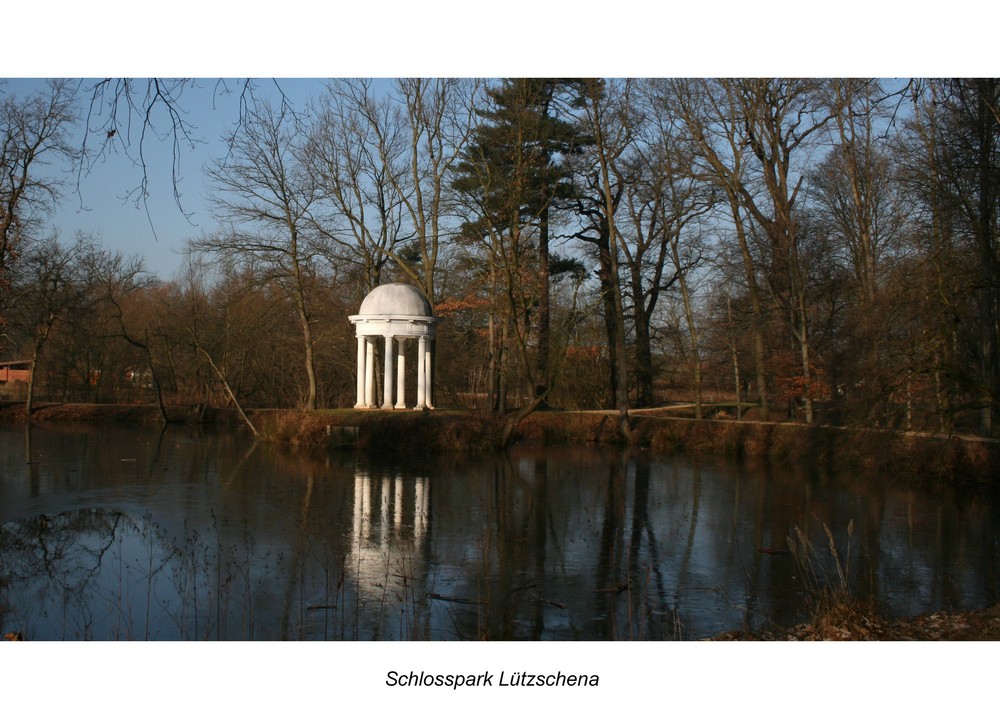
[
  {"x1": 0, "y1": 509, "x2": 277, "y2": 639},
  {"x1": 2, "y1": 425, "x2": 1000, "y2": 640}
]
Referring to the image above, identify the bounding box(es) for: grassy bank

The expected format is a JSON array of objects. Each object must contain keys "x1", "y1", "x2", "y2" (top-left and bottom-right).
[
  {"x1": 0, "y1": 401, "x2": 235, "y2": 426},
  {"x1": 251, "y1": 408, "x2": 503, "y2": 454},
  {"x1": 513, "y1": 410, "x2": 1000, "y2": 484},
  {"x1": 3, "y1": 401, "x2": 998, "y2": 483}
]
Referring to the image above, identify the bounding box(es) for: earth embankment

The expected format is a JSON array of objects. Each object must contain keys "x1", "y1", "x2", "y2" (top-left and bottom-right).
[{"x1": 3, "y1": 402, "x2": 997, "y2": 484}]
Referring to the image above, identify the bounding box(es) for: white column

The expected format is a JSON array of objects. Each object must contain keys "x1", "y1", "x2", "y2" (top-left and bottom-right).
[
  {"x1": 395, "y1": 338, "x2": 407, "y2": 409},
  {"x1": 416, "y1": 335, "x2": 427, "y2": 409},
  {"x1": 424, "y1": 337, "x2": 434, "y2": 409},
  {"x1": 354, "y1": 334, "x2": 366, "y2": 408},
  {"x1": 382, "y1": 335, "x2": 394, "y2": 409},
  {"x1": 364, "y1": 338, "x2": 375, "y2": 407}
]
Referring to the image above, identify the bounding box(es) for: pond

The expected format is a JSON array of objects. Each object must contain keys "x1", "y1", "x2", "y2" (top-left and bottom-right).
[{"x1": 2, "y1": 423, "x2": 999, "y2": 640}]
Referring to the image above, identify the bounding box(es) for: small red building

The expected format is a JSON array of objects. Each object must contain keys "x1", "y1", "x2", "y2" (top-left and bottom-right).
[{"x1": 0, "y1": 360, "x2": 31, "y2": 399}]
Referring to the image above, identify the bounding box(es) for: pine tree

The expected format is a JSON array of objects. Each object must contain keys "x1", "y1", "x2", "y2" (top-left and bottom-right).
[{"x1": 452, "y1": 79, "x2": 589, "y2": 406}]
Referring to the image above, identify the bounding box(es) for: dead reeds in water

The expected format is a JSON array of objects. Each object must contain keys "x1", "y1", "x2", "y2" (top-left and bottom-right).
[{"x1": 786, "y1": 520, "x2": 878, "y2": 634}]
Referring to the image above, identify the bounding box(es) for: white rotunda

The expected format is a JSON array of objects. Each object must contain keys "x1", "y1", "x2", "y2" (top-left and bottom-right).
[{"x1": 348, "y1": 283, "x2": 441, "y2": 410}]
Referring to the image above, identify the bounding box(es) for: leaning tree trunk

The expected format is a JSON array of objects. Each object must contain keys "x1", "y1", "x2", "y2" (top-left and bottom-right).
[
  {"x1": 25, "y1": 316, "x2": 55, "y2": 418},
  {"x1": 196, "y1": 346, "x2": 258, "y2": 437}
]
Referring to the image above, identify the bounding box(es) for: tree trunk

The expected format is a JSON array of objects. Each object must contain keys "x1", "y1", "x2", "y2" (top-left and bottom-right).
[
  {"x1": 25, "y1": 316, "x2": 55, "y2": 418},
  {"x1": 727, "y1": 294, "x2": 743, "y2": 419},
  {"x1": 797, "y1": 292, "x2": 815, "y2": 424},
  {"x1": 672, "y1": 233, "x2": 703, "y2": 419},
  {"x1": 535, "y1": 206, "x2": 551, "y2": 403},
  {"x1": 25, "y1": 357, "x2": 37, "y2": 418},
  {"x1": 729, "y1": 197, "x2": 770, "y2": 420},
  {"x1": 631, "y1": 269, "x2": 655, "y2": 407},
  {"x1": 142, "y1": 334, "x2": 169, "y2": 426},
  {"x1": 291, "y1": 258, "x2": 318, "y2": 411},
  {"x1": 973, "y1": 79, "x2": 999, "y2": 436},
  {"x1": 595, "y1": 222, "x2": 625, "y2": 410},
  {"x1": 197, "y1": 347, "x2": 258, "y2": 437}
]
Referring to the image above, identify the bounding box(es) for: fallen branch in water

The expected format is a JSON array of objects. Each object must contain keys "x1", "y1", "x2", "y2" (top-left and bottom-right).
[
  {"x1": 427, "y1": 593, "x2": 479, "y2": 605},
  {"x1": 529, "y1": 592, "x2": 567, "y2": 609}
]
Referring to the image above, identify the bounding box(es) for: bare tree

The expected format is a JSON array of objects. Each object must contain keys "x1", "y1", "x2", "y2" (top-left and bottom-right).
[
  {"x1": 732, "y1": 79, "x2": 836, "y2": 424},
  {"x1": 164, "y1": 254, "x2": 304, "y2": 432},
  {"x1": 578, "y1": 79, "x2": 633, "y2": 430},
  {"x1": 814, "y1": 79, "x2": 905, "y2": 305},
  {"x1": 195, "y1": 97, "x2": 322, "y2": 410},
  {"x1": 911, "y1": 79, "x2": 1000, "y2": 435},
  {"x1": 5, "y1": 233, "x2": 100, "y2": 415},
  {"x1": 77, "y1": 79, "x2": 299, "y2": 226},
  {"x1": 659, "y1": 78, "x2": 770, "y2": 419},
  {"x1": 665, "y1": 78, "x2": 835, "y2": 422},
  {"x1": 0, "y1": 80, "x2": 78, "y2": 281},
  {"x1": 307, "y1": 79, "x2": 406, "y2": 294},
  {"x1": 392, "y1": 78, "x2": 480, "y2": 303},
  {"x1": 83, "y1": 250, "x2": 171, "y2": 422},
  {"x1": 622, "y1": 82, "x2": 715, "y2": 410}
]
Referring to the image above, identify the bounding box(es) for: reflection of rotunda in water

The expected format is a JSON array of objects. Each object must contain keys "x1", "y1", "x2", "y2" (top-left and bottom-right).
[{"x1": 349, "y1": 468, "x2": 430, "y2": 598}]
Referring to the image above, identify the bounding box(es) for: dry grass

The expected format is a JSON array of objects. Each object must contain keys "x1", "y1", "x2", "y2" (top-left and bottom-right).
[
  {"x1": 718, "y1": 603, "x2": 1000, "y2": 641},
  {"x1": 254, "y1": 408, "x2": 502, "y2": 454}
]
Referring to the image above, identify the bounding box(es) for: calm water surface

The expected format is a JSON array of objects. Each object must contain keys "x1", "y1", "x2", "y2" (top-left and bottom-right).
[{"x1": 2, "y1": 423, "x2": 999, "y2": 640}]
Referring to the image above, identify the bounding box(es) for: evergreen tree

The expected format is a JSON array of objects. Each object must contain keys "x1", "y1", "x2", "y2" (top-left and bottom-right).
[{"x1": 452, "y1": 79, "x2": 589, "y2": 405}]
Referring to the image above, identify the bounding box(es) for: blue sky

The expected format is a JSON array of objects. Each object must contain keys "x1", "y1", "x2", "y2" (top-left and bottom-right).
[{"x1": 5, "y1": 78, "x2": 329, "y2": 278}]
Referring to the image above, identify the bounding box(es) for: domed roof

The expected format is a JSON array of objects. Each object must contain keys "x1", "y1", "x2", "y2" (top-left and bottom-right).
[{"x1": 358, "y1": 283, "x2": 433, "y2": 317}]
